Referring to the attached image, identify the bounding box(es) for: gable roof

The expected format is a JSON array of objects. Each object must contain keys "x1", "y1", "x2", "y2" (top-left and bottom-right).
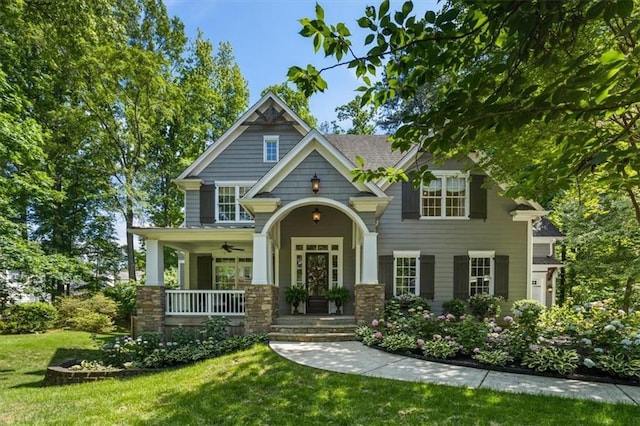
[
  {"x1": 325, "y1": 135, "x2": 406, "y2": 170},
  {"x1": 533, "y1": 217, "x2": 564, "y2": 237},
  {"x1": 244, "y1": 129, "x2": 387, "y2": 199},
  {"x1": 177, "y1": 92, "x2": 312, "y2": 179}
]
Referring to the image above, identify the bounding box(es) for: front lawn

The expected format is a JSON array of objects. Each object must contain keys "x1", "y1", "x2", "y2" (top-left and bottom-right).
[{"x1": 0, "y1": 331, "x2": 637, "y2": 425}]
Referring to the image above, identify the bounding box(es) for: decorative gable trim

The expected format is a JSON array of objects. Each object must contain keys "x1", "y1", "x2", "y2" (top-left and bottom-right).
[
  {"x1": 244, "y1": 129, "x2": 388, "y2": 199},
  {"x1": 177, "y1": 92, "x2": 312, "y2": 179}
]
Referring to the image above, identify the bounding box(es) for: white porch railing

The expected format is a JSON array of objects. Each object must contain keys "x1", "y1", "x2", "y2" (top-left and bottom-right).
[{"x1": 165, "y1": 290, "x2": 245, "y2": 316}]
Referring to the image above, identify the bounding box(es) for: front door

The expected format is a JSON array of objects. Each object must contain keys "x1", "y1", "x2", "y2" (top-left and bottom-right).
[{"x1": 306, "y1": 252, "x2": 329, "y2": 314}]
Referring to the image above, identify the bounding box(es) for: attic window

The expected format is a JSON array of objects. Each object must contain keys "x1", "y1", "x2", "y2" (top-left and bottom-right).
[{"x1": 264, "y1": 135, "x2": 279, "y2": 162}]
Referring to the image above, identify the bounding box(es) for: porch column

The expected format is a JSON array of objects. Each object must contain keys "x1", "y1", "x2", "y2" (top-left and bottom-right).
[
  {"x1": 361, "y1": 232, "x2": 378, "y2": 284},
  {"x1": 252, "y1": 234, "x2": 270, "y2": 285},
  {"x1": 146, "y1": 239, "x2": 164, "y2": 286},
  {"x1": 246, "y1": 233, "x2": 278, "y2": 333}
]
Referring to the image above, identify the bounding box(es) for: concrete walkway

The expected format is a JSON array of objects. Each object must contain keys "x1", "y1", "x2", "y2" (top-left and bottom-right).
[{"x1": 270, "y1": 341, "x2": 640, "y2": 406}]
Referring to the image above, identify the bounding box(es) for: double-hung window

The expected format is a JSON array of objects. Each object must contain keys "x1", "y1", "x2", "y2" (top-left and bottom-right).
[
  {"x1": 263, "y1": 135, "x2": 279, "y2": 162},
  {"x1": 393, "y1": 251, "x2": 420, "y2": 296},
  {"x1": 421, "y1": 172, "x2": 469, "y2": 218},
  {"x1": 215, "y1": 182, "x2": 254, "y2": 223},
  {"x1": 469, "y1": 250, "x2": 494, "y2": 296}
]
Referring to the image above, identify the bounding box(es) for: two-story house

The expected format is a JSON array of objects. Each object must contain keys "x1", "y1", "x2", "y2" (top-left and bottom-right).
[{"x1": 130, "y1": 92, "x2": 549, "y2": 336}]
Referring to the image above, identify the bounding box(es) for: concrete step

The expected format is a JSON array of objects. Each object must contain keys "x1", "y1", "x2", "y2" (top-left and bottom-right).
[
  {"x1": 268, "y1": 332, "x2": 357, "y2": 342},
  {"x1": 274, "y1": 315, "x2": 356, "y2": 327},
  {"x1": 270, "y1": 324, "x2": 357, "y2": 334}
]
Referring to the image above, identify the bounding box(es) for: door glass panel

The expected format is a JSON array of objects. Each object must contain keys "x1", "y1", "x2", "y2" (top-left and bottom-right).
[{"x1": 306, "y1": 253, "x2": 328, "y2": 296}]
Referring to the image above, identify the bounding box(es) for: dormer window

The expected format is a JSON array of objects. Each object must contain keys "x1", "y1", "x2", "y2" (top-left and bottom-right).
[{"x1": 263, "y1": 135, "x2": 279, "y2": 162}]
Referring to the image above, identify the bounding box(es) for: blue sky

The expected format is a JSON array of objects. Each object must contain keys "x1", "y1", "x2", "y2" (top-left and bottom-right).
[{"x1": 164, "y1": 0, "x2": 438, "y2": 126}]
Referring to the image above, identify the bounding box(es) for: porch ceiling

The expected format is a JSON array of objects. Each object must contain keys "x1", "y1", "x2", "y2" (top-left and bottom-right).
[{"x1": 128, "y1": 227, "x2": 254, "y2": 253}]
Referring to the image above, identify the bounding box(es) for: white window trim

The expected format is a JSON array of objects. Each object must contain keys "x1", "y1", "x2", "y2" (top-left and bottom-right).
[
  {"x1": 263, "y1": 135, "x2": 279, "y2": 163},
  {"x1": 420, "y1": 171, "x2": 470, "y2": 220},
  {"x1": 213, "y1": 256, "x2": 253, "y2": 290},
  {"x1": 468, "y1": 250, "x2": 495, "y2": 295},
  {"x1": 393, "y1": 250, "x2": 421, "y2": 296},
  {"x1": 215, "y1": 181, "x2": 255, "y2": 223}
]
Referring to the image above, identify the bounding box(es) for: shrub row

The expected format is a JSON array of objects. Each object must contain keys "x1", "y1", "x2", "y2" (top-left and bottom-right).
[{"x1": 356, "y1": 298, "x2": 640, "y2": 379}]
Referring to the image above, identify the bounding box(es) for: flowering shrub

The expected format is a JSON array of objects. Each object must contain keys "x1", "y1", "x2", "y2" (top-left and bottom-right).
[
  {"x1": 99, "y1": 318, "x2": 267, "y2": 369},
  {"x1": 468, "y1": 293, "x2": 502, "y2": 319},
  {"x1": 357, "y1": 297, "x2": 639, "y2": 381}
]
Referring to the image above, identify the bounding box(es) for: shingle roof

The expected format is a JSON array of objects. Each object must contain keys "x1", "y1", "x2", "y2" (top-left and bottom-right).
[
  {"x1": 533, "y1": 217, "x2": 564, "y2": 237},
  {"x1": 533, "y1": 256, "x2": 563, "y2": 265},
  {"x1": 324, "y1": 135, "x2": 406, "y2": 170}
]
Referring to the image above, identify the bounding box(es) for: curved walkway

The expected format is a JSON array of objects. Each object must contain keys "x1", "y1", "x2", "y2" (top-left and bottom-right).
[{"x1": 270, "y1": 341, "x2": 640, "y2": 406}]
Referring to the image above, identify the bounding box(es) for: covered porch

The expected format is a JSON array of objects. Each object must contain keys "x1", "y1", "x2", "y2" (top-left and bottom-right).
[{"x1": 130, "y1": 197, "x2": 387, "y2": 334}]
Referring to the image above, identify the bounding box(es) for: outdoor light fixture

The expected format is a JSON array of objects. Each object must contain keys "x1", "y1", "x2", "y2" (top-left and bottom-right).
[
  {"x1": 312, "y1": 207, "x2": 322, "y2": 224},
  {"x1": 310, "y1": 173, "x2": 320, "y2": 193}
]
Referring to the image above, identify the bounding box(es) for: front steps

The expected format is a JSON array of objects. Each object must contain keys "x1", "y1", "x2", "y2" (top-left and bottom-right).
[{"x1": 268, "y1": 315, "x2": 358, "y2": 342}]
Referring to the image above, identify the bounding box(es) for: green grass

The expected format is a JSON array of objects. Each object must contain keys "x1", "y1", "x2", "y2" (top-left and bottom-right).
[{"x1": 0, "y1": 331, "x2": 637, "y2": 425}]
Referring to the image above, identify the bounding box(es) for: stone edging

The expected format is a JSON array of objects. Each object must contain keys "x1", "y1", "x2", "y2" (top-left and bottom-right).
[{"x1": 43, "y1": 359, "x2": 155, "y2": 386}]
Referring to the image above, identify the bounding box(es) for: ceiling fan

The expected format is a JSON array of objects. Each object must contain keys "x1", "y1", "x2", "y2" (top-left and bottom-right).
[{"x1": 222, "y1": 242, "x2": 245, "y2": 253}]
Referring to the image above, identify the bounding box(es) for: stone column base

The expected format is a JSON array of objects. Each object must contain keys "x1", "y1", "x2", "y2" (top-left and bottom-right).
[
  {"x1": 135, "y1": 286, "x2": 166, "y2": 336},
  {"x1": 354, "y1": 284, "x2": 385, "y2": 326},
  {"x1": 245, "y1": 285, "x2": 279, "y2": 334}
]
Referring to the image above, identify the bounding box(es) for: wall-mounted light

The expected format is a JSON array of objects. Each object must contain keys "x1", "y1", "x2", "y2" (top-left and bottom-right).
[
  {"x1": 547, "y1": 285, "x2": 553, "y2": 293},
  {"x1": 310, "y1": 173, "x2": 320, "y2": 193},
  {"x1": 312, "y1": 207, "x2": 322, "y2": 224}
]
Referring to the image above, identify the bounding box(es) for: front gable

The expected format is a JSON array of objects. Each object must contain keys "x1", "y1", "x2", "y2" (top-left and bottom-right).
[{"x1": 176, "y1": 92, "x2": 312, "y2": 182}]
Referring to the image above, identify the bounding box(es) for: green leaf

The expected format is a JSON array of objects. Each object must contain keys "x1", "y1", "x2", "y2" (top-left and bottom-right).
[
  {"x1": 315, "y1": 3, "x2": 324, "y2": 20},
  {"x1": 380, "y1": 0, "x2": 390, "y2": 18},
  {"x1": 616, "y1": 0, "x2": 633, "y2": 17},
  {"x1": 365, "y1": 34, "x2": 375, "y2": 45},
  {"x1": 357, "y1": 17, "x2": 371, "y2": 29},
  {"x1": 402, "y1": 1, "x2": 414, "y2": 16},
  {"x1": 600, "y1": 50, "x2": 625, "y2": 64},
  {"x1": 313, "y1": 34, "x2": 321, "y2": 52},
  {"x1": 425, "y1": 10, "x2": 436, "y2": 24}
]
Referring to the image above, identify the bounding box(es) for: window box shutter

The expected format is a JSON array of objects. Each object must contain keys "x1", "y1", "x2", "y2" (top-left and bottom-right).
[
  {"x1": 469, "y1": 174, "x2": 487, "y2": 219},
  {"x1": 401, "y1": 181, "x2": 420, "y2": 219},
  {"x1": 495, "y1": 255, "x2": 509, "y2": 299},
  {"x1": 420, "y1": 255, "x2": 435, "y2": 300},
  {"x1": 378, "y1": 255, "x2": 394, "y2": 299},
  {"x1": 453, "y1": 255, "x2": 470, "y2": 300},
  {"x1": 200, "y1": 184, "x2": 216, "y2": 224}
]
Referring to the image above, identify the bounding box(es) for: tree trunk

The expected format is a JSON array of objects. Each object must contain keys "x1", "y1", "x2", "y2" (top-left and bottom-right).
[
  {"x1": 126, "y1": 198, "x2": 137, "y2": 282},
  {"x1": 627, "y1": 188, "x2": 640, "y2": 226}
]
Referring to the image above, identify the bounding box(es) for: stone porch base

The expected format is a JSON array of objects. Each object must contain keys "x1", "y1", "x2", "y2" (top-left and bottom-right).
[
  {"x1": 354, "y1": 284, "x2": 385, "y2": 326},
  {"x1": 244, "y1": 285, "x2": 279, "y2": 334}
]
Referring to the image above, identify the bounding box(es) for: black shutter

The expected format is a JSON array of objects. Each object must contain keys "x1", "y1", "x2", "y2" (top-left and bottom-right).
[
  {"x1": 196, "y1": 255, "x2": 213, "y2": 290},
  {"x1": 378, "y1": 255, "x2": 394, "y2": 299},
  {"x1": 200, "y1": 184, "x2": 215, "y2": 224},
  {"x1": 469, "y1": 174, "x2": 487, "y2": 219},
  {"x1": 420, "y1": 255, "x2": 435, "y2": 300},
  {"x1": 495, "y1": 255, "x2": 509, "y2": 299},
  {"x1": 453, "y1": 255, "x2": 470, "y2": 300},
  {"x1": 401, "y1": 180, "x2": 420, "y2": 219}
]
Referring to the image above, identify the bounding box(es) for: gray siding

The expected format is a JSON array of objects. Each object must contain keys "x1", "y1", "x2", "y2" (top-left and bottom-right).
[
  {"x1": 378, "y1": 171, "x2": 528, "y2": 314},
  {"x1": 185, "y1": 190, "x2": 200, "y2": 227},
  {"x1": 278, "y1": 206, "x2": 355, "y2": 315},
  {"x1": 271, "y1": 150, "x2": 363, "y2": 205},
  {"x1": 533, "y1": 243, "x2": 551, "y2": 258},
  {"x1": 196, "y1": 125, "x2": 303, "y2": 182},
  {"x1": 183, "y1": 125, "x2": 303, "y2": 226}
]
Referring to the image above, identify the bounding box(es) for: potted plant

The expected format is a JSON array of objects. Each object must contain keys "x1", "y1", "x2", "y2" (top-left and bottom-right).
[
  {"x1": 285, "y1": 285, "x2": 308, "y2": 314},
  {"x1": 326, "y1": 286, "x2": 351, "y2": 315}
]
